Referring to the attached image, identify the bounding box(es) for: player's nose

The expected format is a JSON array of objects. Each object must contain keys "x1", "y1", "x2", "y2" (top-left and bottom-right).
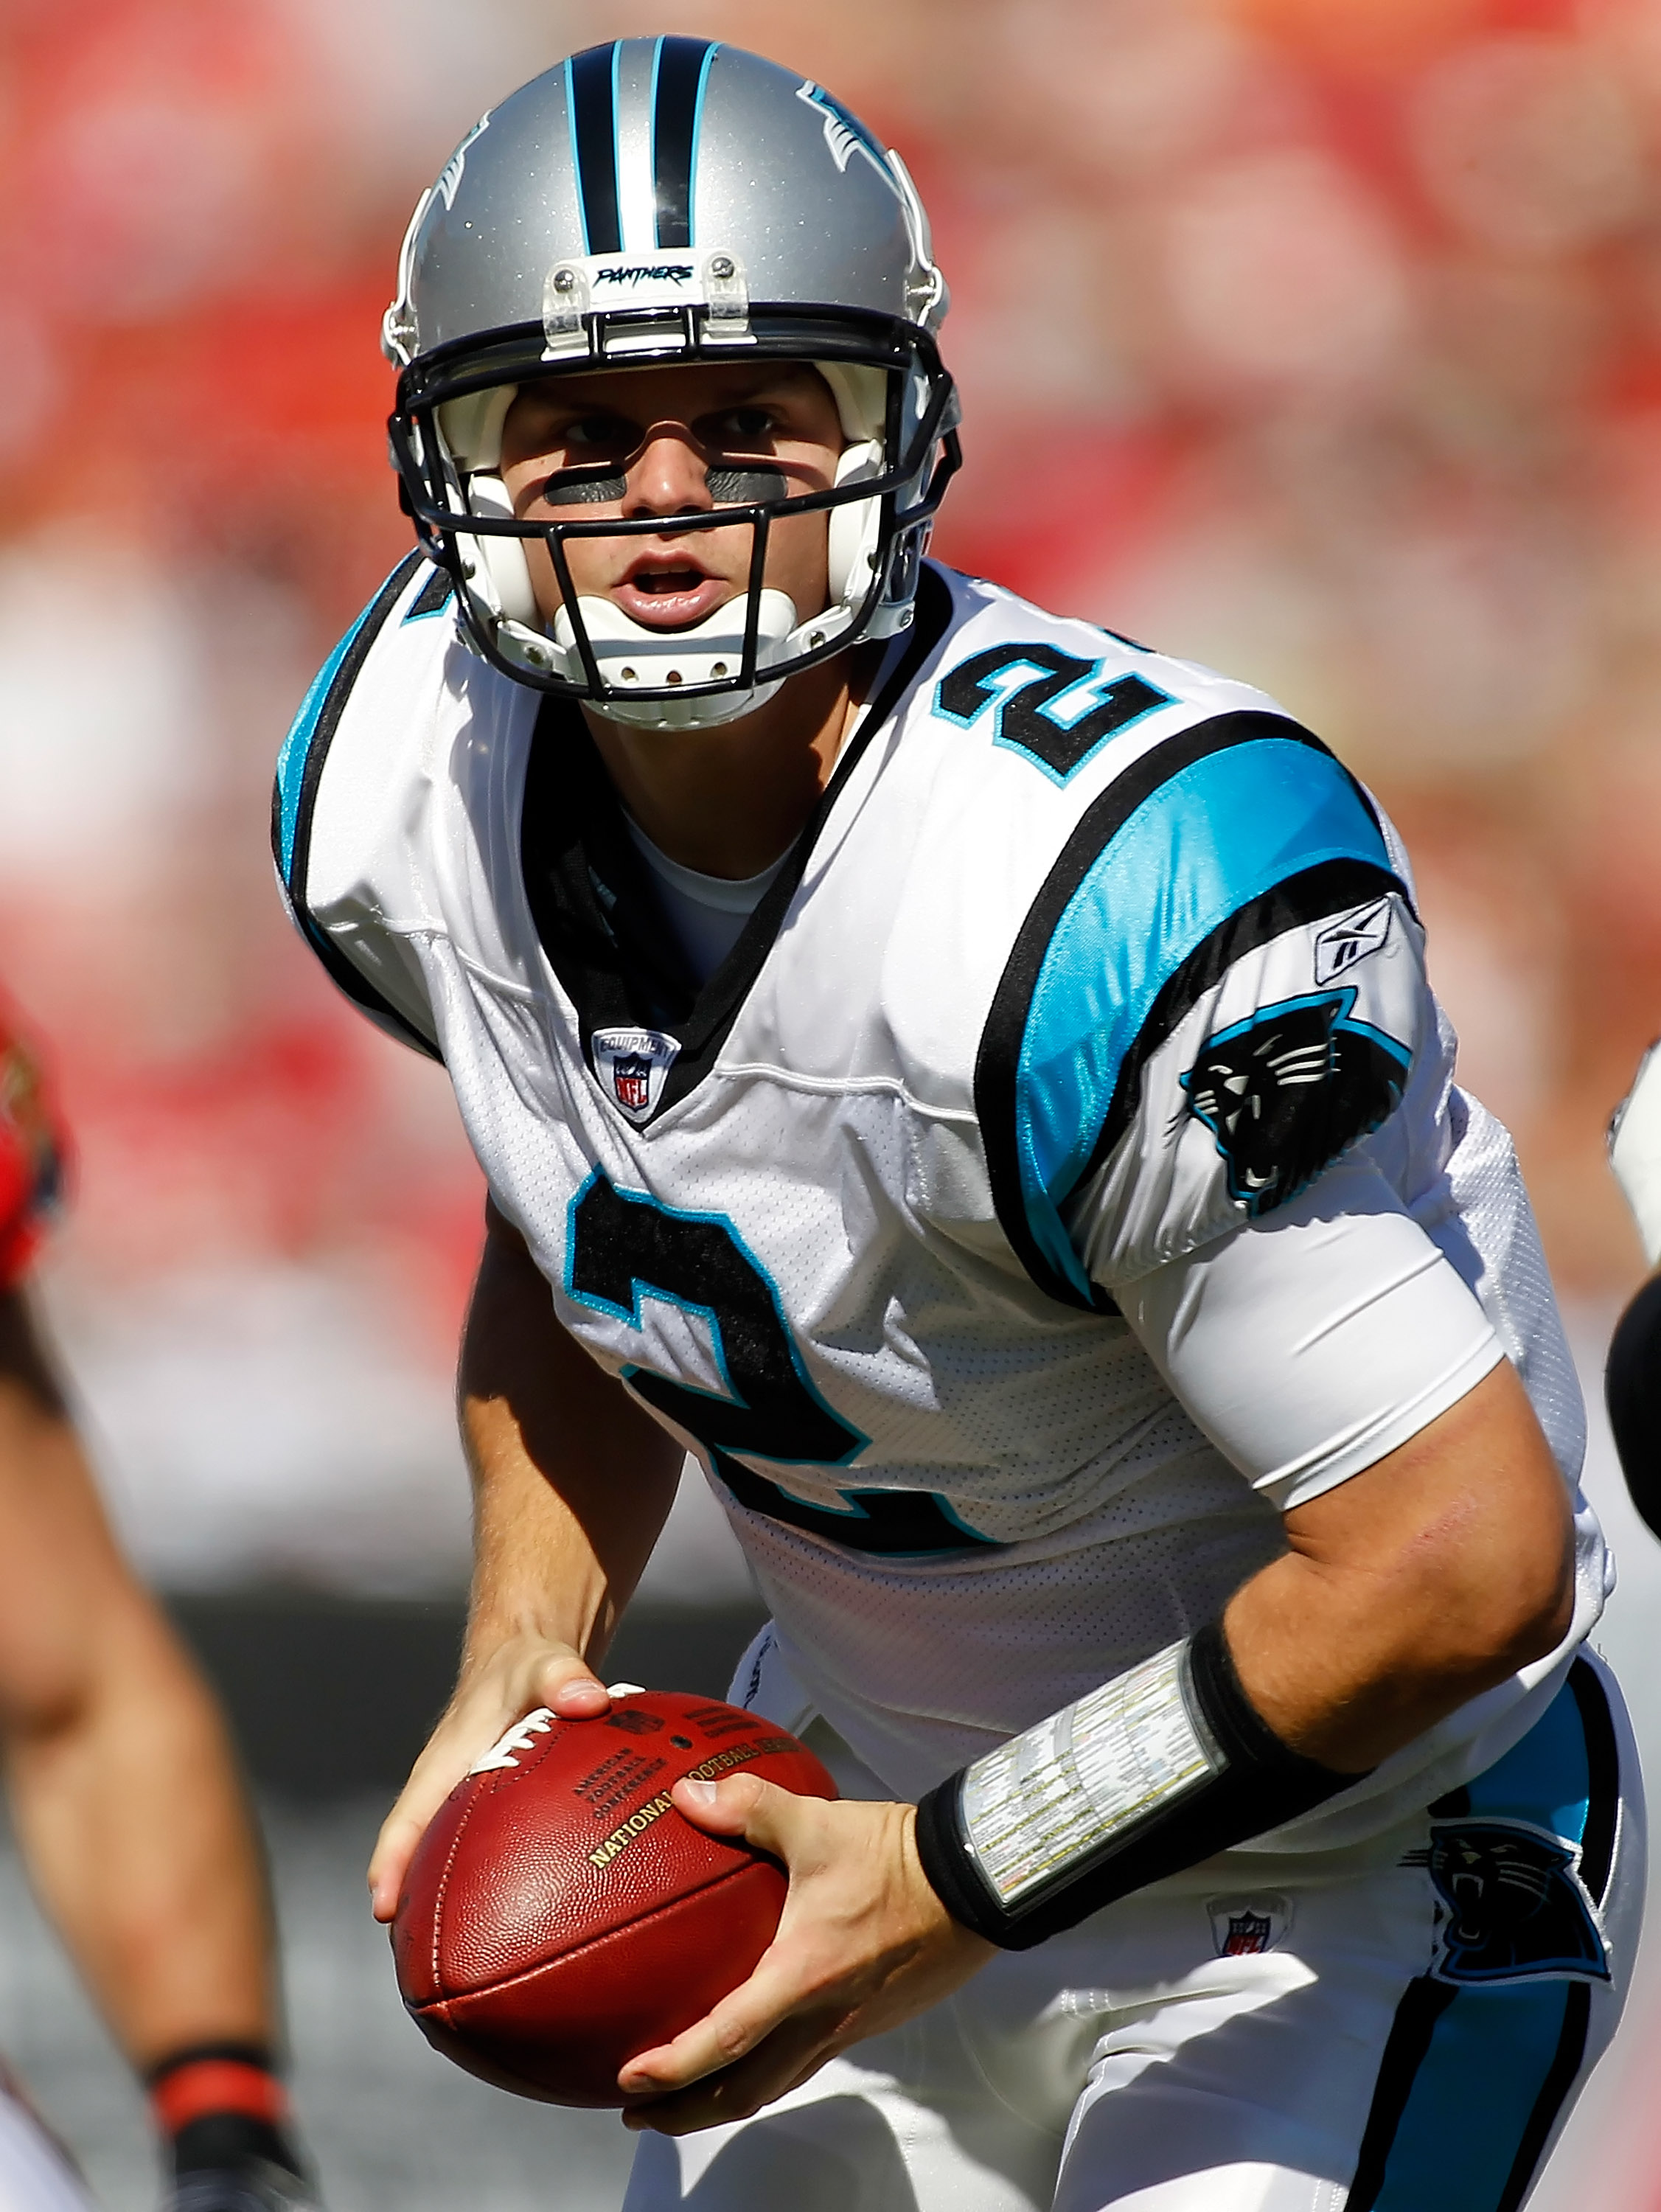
[{"x1": 622, "y1": 425, "x2": 714, "y2": 519}]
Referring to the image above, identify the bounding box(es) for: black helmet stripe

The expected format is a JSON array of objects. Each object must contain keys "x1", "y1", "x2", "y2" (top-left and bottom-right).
[
  {"x1": 565, "y1": 44, "x2": 623, "y2": 256},
  {"x1": 652, "y1": 36, "x2": 718, "y2": 251}
]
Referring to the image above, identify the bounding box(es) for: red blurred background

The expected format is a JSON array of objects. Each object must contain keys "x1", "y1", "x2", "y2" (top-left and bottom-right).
[{"x1": 1, "y1": 0, "x2": 1660, "y2": 1591}]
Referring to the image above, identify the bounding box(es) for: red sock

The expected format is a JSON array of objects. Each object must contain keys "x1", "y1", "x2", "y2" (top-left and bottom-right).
[{"x1": 146, "y1": 2045, "x2": 300, "y2": 2180}]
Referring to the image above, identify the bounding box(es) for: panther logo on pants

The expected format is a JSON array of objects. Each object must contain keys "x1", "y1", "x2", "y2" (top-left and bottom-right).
[{"x1": 1418, "y1": 1820, "x2": 1609, "y2": 1983}]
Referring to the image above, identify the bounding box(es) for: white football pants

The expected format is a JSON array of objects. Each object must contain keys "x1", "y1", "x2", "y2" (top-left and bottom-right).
[
  {"x1": 0, "y1": 2066, "x2": 92, "y2": 2212},
  {"x1": 624, "y1": 1651, "x2": 1641, "y2": 2212}
]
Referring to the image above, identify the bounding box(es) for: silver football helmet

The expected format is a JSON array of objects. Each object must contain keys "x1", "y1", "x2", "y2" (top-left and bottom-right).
[{"x1": 383, "y1": 39, "x2": 960, "y2": 729}]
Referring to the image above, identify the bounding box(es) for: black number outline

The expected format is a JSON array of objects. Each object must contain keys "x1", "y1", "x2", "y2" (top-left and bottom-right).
[
  {"x1": 935, "y1": 643, "x2": 1171, "y2": 783},
  {"x1": 565, "y1": 1170, "x2": 998, "y2": 1556}
]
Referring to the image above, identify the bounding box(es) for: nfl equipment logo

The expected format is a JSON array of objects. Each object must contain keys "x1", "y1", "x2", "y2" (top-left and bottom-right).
[
  {"x1": 612, "y1": 1054, "x2": 654, "y2": 1113},
  {"x1": 1222, "y1": 1913, "x2": 1272, "y2": 1956},
  {"x1": 591, "y1": 1028, "x2": 681, "y2": 1126},
  {"x1": 1207, "y1": 1893, "x2": 1292, "y2": 1959}
]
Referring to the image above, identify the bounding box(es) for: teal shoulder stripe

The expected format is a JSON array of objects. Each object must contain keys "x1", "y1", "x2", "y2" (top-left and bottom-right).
[
  {"x1": 1015, "y1": 735, "x2": 1389, "y2": 1301},
  {"x1": 274, "y1": 557, "x2": 419, "y2": 883}
]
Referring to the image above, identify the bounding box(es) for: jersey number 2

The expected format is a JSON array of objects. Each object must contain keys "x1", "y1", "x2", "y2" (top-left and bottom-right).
[{"x1": 568, "y1": 1172, "x2": 996, "y2": 1555}]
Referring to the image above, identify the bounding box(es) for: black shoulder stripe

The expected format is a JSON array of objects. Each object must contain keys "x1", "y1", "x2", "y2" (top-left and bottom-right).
[
  {"x1": 1076, "y1": 856, "x2": 1409, "y2": 1194},
  {"x1": 652, "y1": 37, "x2": 714, "y2": 250},
  {"x1": 276, "y1": 554, "x2": 420, "y2": 902},
  {"x1": 568, "y1": 44, "x2": 622, "y2": 257},
  {"x1": 274, "y1": 553, "x2": 443, "y2": 1063},
  {"x1": 975, "y1": 712, "x2": 1354, "y2": 1312}
]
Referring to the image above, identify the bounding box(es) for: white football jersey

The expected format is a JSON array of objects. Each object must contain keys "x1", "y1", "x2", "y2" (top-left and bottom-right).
[{"x1": 275, "y1": 555, "x2": 1606, "y2": 1849}]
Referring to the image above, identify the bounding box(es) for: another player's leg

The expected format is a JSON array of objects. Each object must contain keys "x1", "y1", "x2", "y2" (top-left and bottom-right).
[
  {"x1": 0, "y1": 2065, "x2": 99, "y2": 2212},
  {"x1": 1606, "y1": 1041, "x2": 1661, "y2": 1531},
  {"x1": 0, "y1": 1287, "x2": 318, "y2": 2208}
]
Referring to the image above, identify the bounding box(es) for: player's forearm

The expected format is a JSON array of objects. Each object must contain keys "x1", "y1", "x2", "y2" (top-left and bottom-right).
[
  {"x1": 1221, "y1": 1359, "x2": 1575, "y2": 1774},
  {"x1": 916, "y1": 1361, "x2": 1576, "y2": 1950},
  {"x1": 0, "y1": 1296, "x2": 274, "y2": 2063},
  {"x1": 457, "y1": 1200, "x2": 683, "y2": 1674},
  {"x1": 5, "y1": 1579, "x2": 273, "y2": 2069}
]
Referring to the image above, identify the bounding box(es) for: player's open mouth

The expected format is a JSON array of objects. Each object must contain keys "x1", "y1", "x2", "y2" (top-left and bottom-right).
[{"x1": 611, "y1": 558, "x2": 731, "y2": 630}]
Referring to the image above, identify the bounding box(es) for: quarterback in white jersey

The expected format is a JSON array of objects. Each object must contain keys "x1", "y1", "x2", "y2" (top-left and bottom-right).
[{"x1": 279, "y1": 41, "x2": 1640, "y2": 2212}]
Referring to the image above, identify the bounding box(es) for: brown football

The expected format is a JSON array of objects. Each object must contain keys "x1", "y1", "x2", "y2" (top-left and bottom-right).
[{"x1": 392, "y1": 1688, "x2": 838, "y2": 2106}]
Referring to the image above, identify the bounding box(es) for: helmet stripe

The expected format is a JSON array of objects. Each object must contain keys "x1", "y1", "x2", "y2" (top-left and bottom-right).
[
  {"x1": 652, "y1": 36, "x2": 717, "y2": 250},
  {"x1": 565, "y1": 44, "x2": 622, "y2": 256}
]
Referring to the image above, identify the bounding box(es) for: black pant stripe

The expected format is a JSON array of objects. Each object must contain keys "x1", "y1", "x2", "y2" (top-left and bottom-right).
[
  {"x1": 1568, "y1": 1657, "x2": 1620, "y2": 1906},
  {"x1": 1495, "y1": 1981, "x2": 1591, "y2": 2212},
  {"x1": 1344, "y1": 1977, "x2": 1458, "y2": 2211}
]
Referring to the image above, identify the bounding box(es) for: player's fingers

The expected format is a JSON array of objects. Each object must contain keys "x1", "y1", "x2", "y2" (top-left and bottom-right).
[
  {"x1": 367, "y1": 1809, "x2": 428, "y2": 1922},
  {"x1": 668, "y1": 1770, "x2": 771, "y2": 1836},
  {"x1": 618, "y1": 1935, "x2": 821, "y2": 2095},
  {"x1": 369, "y1": 1644, "x2": 605, "y2": 1918},
  {"x1": 540, "y1": 1663, "x2": 610, "y2": 1714},
  {"x1": 623, "y1": 2011, "x2": 840, "y2": 2135}
]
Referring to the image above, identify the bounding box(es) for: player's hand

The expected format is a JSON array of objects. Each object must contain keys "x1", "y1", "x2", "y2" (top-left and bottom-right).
[
  {"x1": 367, "y1": 1634, "x2": 609, "y2": 1921},
  {"x1": 617, "y1": 1775, "x2": 995, "y2": 2132}
]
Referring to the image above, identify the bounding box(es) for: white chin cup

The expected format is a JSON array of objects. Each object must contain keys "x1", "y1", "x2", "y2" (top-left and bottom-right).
[
  {"x1": 546, "y1": 591, "x2": 801, "y2": 730},
  {"x1": 459, "y1": 472, "x2": 540, "y2": 627},
  {"x1": 826, "y1": 439, "x2": 882, "y2": 605}
]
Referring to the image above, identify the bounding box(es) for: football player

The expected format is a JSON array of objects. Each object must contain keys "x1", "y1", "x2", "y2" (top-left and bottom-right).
[
  {"x1": 1606, "y1": 1042, "x2": 1661, "y2": 1534},
  {"x1": 0, "y1": 1004, "x2": 320, "y2": 2211},
  {"x1": 277, "y1": 43, "x2": 1640, "y2": 2211}
]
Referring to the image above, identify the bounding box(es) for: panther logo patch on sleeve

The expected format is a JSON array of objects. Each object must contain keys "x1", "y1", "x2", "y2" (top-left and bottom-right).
[{"x1": 1180, "y1": 989, "x2": 1410, "y2": 1219}]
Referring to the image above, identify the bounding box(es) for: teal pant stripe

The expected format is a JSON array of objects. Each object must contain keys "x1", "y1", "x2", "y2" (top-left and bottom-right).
[
  {"x1": 1463, "y1": 1677, "x2": 1591, "y2": 1846},
  {"x1": 1354, "y1": 1978, "x2": 1587, "y2": 2212}
]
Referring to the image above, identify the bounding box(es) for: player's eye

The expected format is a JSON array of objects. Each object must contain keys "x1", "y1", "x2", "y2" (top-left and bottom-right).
[
  {"x1": 706, "y1": 406, "x2": 776, "y2": 451},
  {"x1": 563, "y1": 412, "x2": 633, "y2": 453}
]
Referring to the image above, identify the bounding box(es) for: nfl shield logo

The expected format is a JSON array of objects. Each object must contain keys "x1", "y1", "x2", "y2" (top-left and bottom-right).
[
  {"x1": 1207, "y1": 1893, "x2": 1292, "y2": 1958},
  {"x1": 612, "y1": 1054, "x2": 655, "y2": 1113},
  {"x1": 1222, "y1": 1913, "x2": 1272, "y2": 1956},
  {"x1": 591, "y1": 1027, "x2": 681, "y2": 1126}
]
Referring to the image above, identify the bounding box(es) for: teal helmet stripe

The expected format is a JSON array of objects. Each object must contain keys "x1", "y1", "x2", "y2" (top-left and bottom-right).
[
  {"x1": 652, "y1": 36, "x2": 717, "y2": 249},
  {"x1": 565, "y1": 43, "x2": 622, "y2": 255}
]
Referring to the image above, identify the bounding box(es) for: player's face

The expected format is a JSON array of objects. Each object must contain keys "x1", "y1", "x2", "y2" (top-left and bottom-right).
[{"x1": 499, "y1": 363, "x2": 845, "y2": 633}]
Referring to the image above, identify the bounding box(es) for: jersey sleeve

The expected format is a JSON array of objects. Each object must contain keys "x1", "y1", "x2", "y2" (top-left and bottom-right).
[
  {"x1": 0, "y1": 1006, "x2": 67, "y2": 1291},
  {"x1": 977, "y1": 715, "x2": 1430, "y2": 1307},
  {"x1": 1117, "y1": 1155, "x2": 1503, "y2": 1512},
  {"x1": 271, "y1": 554, "x2": 448, "y2": 1061},
  {"x1": 1071, "y1": 865, "x2": 1430, "y2": 1290}
]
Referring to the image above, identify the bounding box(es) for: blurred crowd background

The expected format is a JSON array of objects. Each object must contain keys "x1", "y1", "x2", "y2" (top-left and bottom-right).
[
  {"x1": 8, "y1": 0, "x2": 1661, "y2": 2202},
  {"x1": 2, "y1": 0, "x2": 1660, "y2": 1590}
]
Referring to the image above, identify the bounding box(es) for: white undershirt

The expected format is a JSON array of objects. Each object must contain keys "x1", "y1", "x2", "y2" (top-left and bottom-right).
[
  {"x1": 624, "y1": 815, "x2": 789, "y2": 985},
  {"x1": 619, "y1": 636, "x2": 908, "y2": 987}
]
